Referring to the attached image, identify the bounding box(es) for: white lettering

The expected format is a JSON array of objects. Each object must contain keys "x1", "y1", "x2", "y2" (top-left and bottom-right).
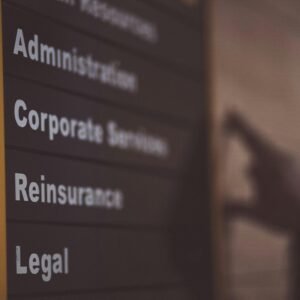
[
  {"x1": 14, "y1": 99, "x2": 27, "y2": 128},
  {"x1": 107, "y1": 121, "x2": 169, "y2": 158},
  {"x1": 15, "y1": 173, "x2": 29, "y2": 202},
  {"x1": 16, "y1": 246, "x2": 27, "y2": 275},
  {"x1": 13, "y1": 28, "x2": 138, "y2": 93},
  {"x1": 14, "y1": 173, "x2": 124, "y2": 211},
  {"x1": 79, "y1": 0, "x2": 158, "y2": 43},
  {"x1": 16, "y1": 246, "x2": 69, "y2": 283},
  {"x1": 14, "y1": 99, "x2": 104, "y2": 144},
  {"x1": 13, "y1": 29, "x2": 28, "y2": 57}
]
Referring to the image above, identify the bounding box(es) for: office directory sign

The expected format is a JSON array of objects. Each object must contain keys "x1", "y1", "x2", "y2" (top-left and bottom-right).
[{"x1": 0, "y1": 0, "x2": 215, "y2": 299}]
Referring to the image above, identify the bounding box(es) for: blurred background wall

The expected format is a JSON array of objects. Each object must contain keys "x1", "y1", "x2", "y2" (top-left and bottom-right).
[{"x1": 214, "y1": 0, "x2": 300, "y2": 299}]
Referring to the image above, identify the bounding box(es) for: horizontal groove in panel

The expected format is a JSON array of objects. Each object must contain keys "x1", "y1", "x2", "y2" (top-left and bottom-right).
[
  {"x1": 145, "y1": 0, "x2": 204, "y2": 29},
  {"x1": 7, "y1": 223, "x2": 208, "y2": 295},
  {"x1": 9, "y1": 286, "x2": 199, "y2": 300},
  {"x1": 5, "y1": 77, "x2": 196, "y2": 173},
  {"x1": 6, "y1": 73, "x2": 198, "y2": 130},
  {"x1": 6, "y1": 149, "x2": 186, "y2": 227}
]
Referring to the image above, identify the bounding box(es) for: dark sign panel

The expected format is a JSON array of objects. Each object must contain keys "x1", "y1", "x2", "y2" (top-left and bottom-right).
[
  {"x1": 7, "y1": 0, "x2": 202, "y2": 74},
  {"x1": 3, "y1": 4, "x2": 202, "y2": 123},
  {"x1": 0, "y1": 0, "x2": 214, "y2": 299}
]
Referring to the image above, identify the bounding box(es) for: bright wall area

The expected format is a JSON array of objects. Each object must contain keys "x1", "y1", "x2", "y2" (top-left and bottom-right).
[{"x1": 214, "y1": 0, "x2": 300, "y2": 299}]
